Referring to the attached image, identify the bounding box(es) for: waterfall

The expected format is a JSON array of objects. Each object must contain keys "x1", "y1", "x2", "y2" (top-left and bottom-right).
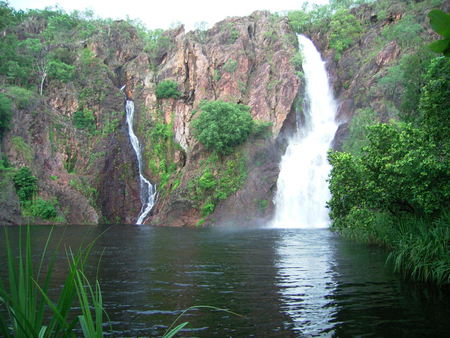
[
  {"x1": 271, "y1": 35, "x2": 339, "y2": 229},
  {"x1": 125, "y1": 100, "x2": 157, "y2": 224}
]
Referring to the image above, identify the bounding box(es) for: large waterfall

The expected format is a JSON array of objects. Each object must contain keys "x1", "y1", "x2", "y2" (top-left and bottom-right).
[
  {"x1": 125, "y1": 100, "x2": 157, "y2": 224},
  {"x1": 272, "y1": 35, "x2": 339, "y2": 229}
]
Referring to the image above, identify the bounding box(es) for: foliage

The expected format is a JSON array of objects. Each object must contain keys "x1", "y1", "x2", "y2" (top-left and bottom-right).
[
  {"x1": 252, "y1": 120, "x2": 273, "y2": 138},
  {"x1": 381, "y1": 14, "x2": 423, "y2": 49},
  {"x1": 387, "y1": 213, "x2": 450, "y2": 285},
  {"x1": 5, "y1": 86, "x2": 37, "y2": 110},
  {"x1": 328, "y1": 56, "x2": 450, "y2": 284},
  {"x1": 73, "y1": 108, "x2": 96, "y2": 133},
  {"x1": 222, "y1": 59, "x2": 238, "y2": 74},
  {"x1": 155, "y1": 80, "x2": 181, "y2": 99},
  {"x1": 291, "y1": 51, "x2": 303, "y2": 71},
  {"x1": 328, "y1": 9, "x2": 362, "y2": 60},
  {"x1": 0, "y1": 227, "x2": 106, "y2": 337},
  {"x1": 28, "y1": 197, "x2": 58, "y2": 219},
  {"x1": 225, "y1": 24, "x2": 239, "y2": 44},
  {"x1": 191, "y1": 100, "x2": 254, "y2": 155},
  {"x1": 69, "y1": 177, "x2": 98, "y2": 208},
  {"x1": 47, "y1": 59, "x2": 75, "y2": 82},
  {"x1": 10, "y1": 136, "x2": 33, "y2": 163},
  {"x1": 143, "y1": 29, "x2": 174, "y2": 66},
  {"x1": 187, "y1": 152, "x2": 247, "y2": 216},
  {"x1": 146, "y1": 121, "x2": 180, "y2": 193},
  {"x1": 418, "y1": 56, "x2": 450, "y2": 149},
  {"x1": 428, "y1": 9, "x2": 450, "y2": 56},
  {"x1": 342, "y1": 108, "x2": 379, "y2": 155},
  {"x1": 287, "y1": 8, "x2": 311, "y2": 33},
  {"x1": 12, "y1": 166, "x2": 38, "y2": 202},
  {"x1": 0, "y1": 93, "x2": 13, "y2": 138}
]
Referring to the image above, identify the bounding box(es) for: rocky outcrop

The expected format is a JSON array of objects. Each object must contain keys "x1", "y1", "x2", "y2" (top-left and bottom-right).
[{"x1": 117, "y1": 12, "x2": 301, "y2": 226}]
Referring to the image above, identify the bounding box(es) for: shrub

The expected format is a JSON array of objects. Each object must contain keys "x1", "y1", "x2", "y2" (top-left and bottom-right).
[
  {"x1": 6, "y1": 86, "x2": 36, "y2": 109},
  {"x1": 0, "y1": 92, "x2": 12, "y2": 138},
  {"x1": 29, "y1": 197, "x2": 58, "y2": 219},
  {"x1": 222, "y1": 59, "x2": 238, "y2": 74},
  {"x1": 191, "y1": 100, "x2": 254, "y2": 155},
  {"x1": 13, "y1": 166, "x2": 38, "y2": 202},
  {"x1": 155, "y1": 80, "x2": 181, "y2": 99},
  {"x1": 73, "y1": 108, "x2": 96, "y2": 133},
  {"x1": 48, "y1": 59, "x2": 75, "y2": 82},
  {"x1": 11, "y1": 136, "x2": 33, "y2": 162},
  {"x1": 329, "y1": 9, "x2": 362, "y2": 60}
]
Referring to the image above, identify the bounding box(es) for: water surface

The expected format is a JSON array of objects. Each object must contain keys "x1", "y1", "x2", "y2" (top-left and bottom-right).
[{"x1": 1, "y1": 225, "x2": 449, "y2": 337}]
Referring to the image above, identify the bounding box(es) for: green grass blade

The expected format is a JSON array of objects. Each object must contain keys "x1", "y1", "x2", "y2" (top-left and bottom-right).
[
  {"x1": 163, "y1": 322, "x2": 189, "y2": 338},
  {"x1": 163, "y1": 305, "x2": 244, "y2": 337}
]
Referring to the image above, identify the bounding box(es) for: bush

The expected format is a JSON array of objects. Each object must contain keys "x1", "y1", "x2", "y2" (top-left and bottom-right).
[
  {"x1": 48, "y1": 59, "x2": 75, "y2": 82},
  {"x1": 0, "y1": 92, "x2": 12, "y2": 138},
  {"x1": 13, "y1": 166, "x2": 38, "y2": 202},
  {"x1": 328, "y1": 9, "x2": 362, "y2": 60},
  {"x1": 222, "y1": 59, "x2": 238, "y2": 73},
  {"x1": 73, "y1": 108, "x2": 96, "y2": 133},
  {"x1": 6, "y1": 86, "x2": 36, "y2": 109},
  {"x1": 191, "y1": 100, "x2": 254, "y2": 155},
  {"x1": 29, "y1": 197, "x2": 58, "y2": 219},
  {"x1": 155, "y1": 80, "x2": 181, "y2": 99}
]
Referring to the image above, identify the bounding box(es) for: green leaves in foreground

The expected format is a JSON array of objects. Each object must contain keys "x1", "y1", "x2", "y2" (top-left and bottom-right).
[{"x1": 428, "y1": 9, "x2": 450, "y2": 56}]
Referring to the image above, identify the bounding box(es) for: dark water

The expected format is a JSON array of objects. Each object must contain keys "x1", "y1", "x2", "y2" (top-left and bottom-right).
[{"x1": 1, "y1": 225, "x2": 449, "y2": 337}]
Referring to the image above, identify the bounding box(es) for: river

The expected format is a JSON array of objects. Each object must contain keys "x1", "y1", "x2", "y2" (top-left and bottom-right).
[{"x1": 1, "y1": 225, "x2": 449, "y2": 337}]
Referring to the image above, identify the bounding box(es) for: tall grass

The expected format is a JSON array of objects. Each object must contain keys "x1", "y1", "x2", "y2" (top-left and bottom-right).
[
  {"x1": 388, "y1": 213, "x2": 450, "y2": 285},
  {"x1": 337, "y1": 210, "x2": 450, "y2": 285},
  {"x1": 0, "y1": 226, "x2": 101, "y2": 337}
]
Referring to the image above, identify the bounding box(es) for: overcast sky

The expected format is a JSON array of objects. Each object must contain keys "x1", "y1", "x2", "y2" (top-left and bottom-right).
[{"x1": 9, "y1": 0, "x2": 329, "y2": 31}]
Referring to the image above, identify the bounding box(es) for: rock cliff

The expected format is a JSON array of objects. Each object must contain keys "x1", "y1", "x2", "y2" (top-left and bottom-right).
[
  {"x1": 1, "y1": 0, "x2": 447, "y2": 226},
  {"x1": 1, "y1": 10, "x2": 301, "y2": 225}
]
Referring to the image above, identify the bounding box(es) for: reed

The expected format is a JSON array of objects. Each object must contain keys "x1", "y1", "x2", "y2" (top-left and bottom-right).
[
  {"x1": 0, "y1": 226, "x2": 104, "y2": 337},
  {"x1": 388, "y1": 213, "x2": 450, "y2": 285}
]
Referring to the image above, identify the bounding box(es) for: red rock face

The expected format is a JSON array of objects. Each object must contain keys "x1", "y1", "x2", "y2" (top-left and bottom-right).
[
  {"x1": 116, "y1": 12, "x2": 302, "y2": 226},
  {"x1": 2, "y1": 14, "x2": 301, "y2": 226}
]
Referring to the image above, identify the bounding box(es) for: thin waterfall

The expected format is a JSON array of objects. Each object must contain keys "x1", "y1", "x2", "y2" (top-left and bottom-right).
[
  {"x1": 125, "y1": 100, "x2": 157, "y2": 224},
  {"x1": 271, "y1": 35, "x2": 339, "y2": 229}
]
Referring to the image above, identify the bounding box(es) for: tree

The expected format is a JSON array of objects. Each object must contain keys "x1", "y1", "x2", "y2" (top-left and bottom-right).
[
  {"x1": 13, "y1": 166, "x2": 38, "y2": 202},
  {"x1": 191, "y1": 100, "x2": 254, "y2": 155},
  {"x1": 155, "y1": 80, "x2": 181, "y2": 99},
  {"x1": 0, "y1": 93, "x2": 12, "y2": 139}
]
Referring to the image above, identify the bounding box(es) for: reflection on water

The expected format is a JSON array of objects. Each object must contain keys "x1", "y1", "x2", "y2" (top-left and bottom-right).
[
  {"x1": 0, "y1": 226, "x2": 449, "y2": 337},
  {"x1": 275, "y1": 229, "x2": 337, "y2": 335}
]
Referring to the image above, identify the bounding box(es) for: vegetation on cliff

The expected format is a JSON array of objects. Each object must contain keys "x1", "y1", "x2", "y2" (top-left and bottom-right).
[{"x1": 322, "y1": 1, "x2": 450, "y2": 285}]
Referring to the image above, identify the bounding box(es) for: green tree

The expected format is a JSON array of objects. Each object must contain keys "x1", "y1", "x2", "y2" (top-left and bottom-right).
[
  {"x1": 329, "y1": 9, "x2": 362, "y2": 60},
  {"x1": 155, "y1": 80, "x2": 181, "y2": 99},
  {"x1": 419, "y1": 56, "x2": 450, "y2": 150},
  {"x1": 191, "y1": 100, "x2": 254, "y2": 155},
  {"x1": 73, "y1": 108, "x2": 96, "y2": 133},
  {"x1": 13, "y1": 166, "x2": 38, "y2": 202},
  {"x1": 0, "y1": 93, "x2": 12, "y2": 139}
]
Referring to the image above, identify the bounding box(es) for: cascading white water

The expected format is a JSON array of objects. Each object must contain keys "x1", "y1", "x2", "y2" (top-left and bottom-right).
[
  {"x1": 272, "y1": 35, "x2": 339, "y2": 229},
  {"x1": 125, "y1": 100, "x2": 157, "y2": 224}
]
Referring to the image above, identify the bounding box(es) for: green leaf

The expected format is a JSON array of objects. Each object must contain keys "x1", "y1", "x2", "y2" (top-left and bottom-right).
[
  {"x1": 428, "y1": 9, "x2": 450, "y2": 38},
  {"x1": 163, "y1": 322, "x2": 189, "y2": 338},
  {"x1": 428, "y1": 38, "x2": 450, "y2": 53}
]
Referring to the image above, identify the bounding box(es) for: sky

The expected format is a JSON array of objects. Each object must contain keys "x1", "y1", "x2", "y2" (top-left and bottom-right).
[{"x1": 9, "y1": 0, "x2": 329, "y2": 31}]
